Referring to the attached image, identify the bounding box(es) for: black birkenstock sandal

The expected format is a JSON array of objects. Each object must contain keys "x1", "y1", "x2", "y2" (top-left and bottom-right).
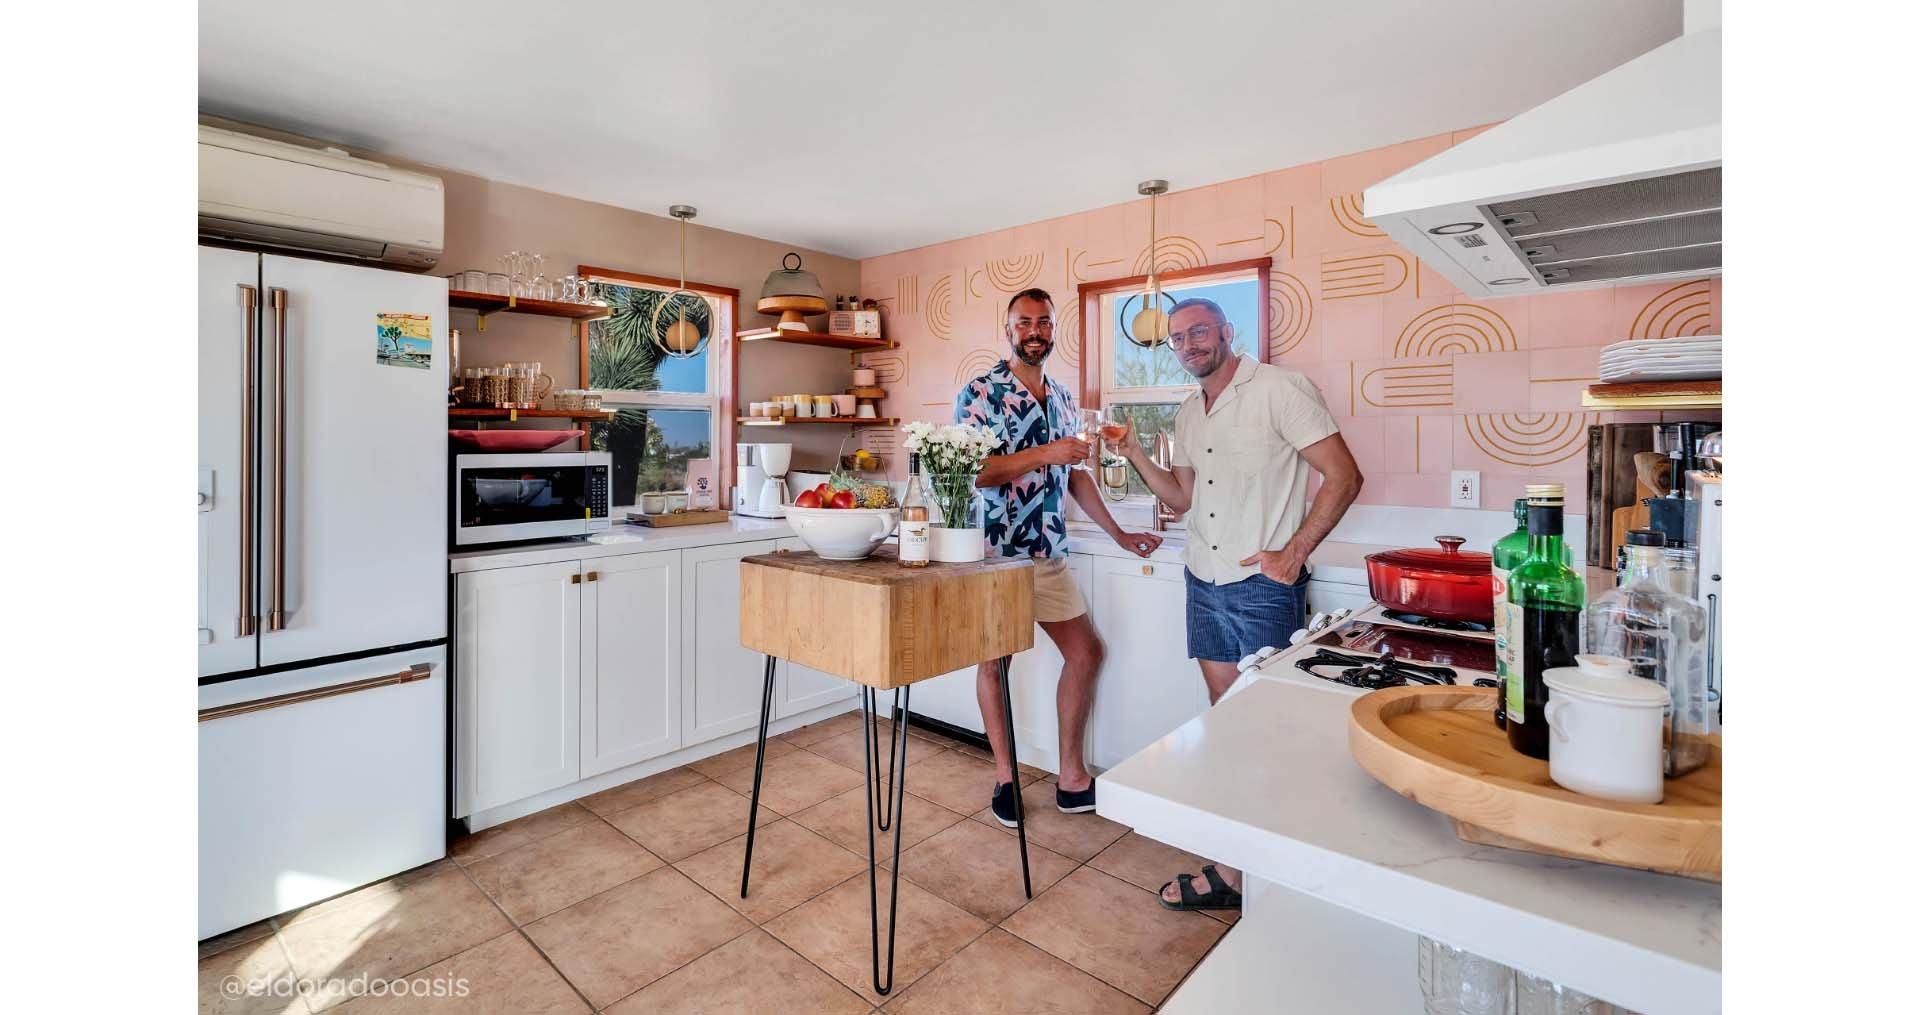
[{"x1": 1157, "y1": 864, "x2": 1243, "y2": 911}]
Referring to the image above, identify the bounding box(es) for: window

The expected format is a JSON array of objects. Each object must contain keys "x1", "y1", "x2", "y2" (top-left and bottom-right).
[
  {"x1": 1092, "y1": 265, "x2": 1266, "y2": 496},
  {"x1": 584, "y1": 273, "x2": 728, "y2": 508}
]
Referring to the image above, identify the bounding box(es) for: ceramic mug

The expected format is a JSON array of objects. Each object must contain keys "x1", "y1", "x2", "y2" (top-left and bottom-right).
[
  {"x1": 637, "y1": 491, "x2": 668, "y2": 515},
  {"x1": 832, "y1": 394, "x2": 858, "y2": 416},
  {"x1": 856, "y1": 403, "x2": 878, "y2": 419},
  {"x1": 795, "y1": 397, "x2": 815, "y2": 418},
  {"x1": 852, "y1": 368, "x2": 877, "y2": 387}
]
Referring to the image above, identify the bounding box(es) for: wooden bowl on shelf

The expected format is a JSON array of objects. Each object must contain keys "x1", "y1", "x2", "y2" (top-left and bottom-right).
[{"x1": 756, "y1": 294, "x2": 827, "y2": 332}]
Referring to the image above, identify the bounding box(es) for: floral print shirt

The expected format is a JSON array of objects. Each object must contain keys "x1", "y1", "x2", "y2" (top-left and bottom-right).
[{"x1": 953, "y1": 360, "x2": 1077, "y2": 559}]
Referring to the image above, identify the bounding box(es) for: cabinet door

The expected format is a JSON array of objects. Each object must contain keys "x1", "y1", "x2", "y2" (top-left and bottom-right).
[
  {"x1": 772, "y1": 538, "x2": 857, "y2": 718},
  {"x1": 581, "y1": 551, "x2": 683, "y2": 777},
  {"x1": 682, "y1": 540, "x2": 780, "y2": 744},
  {"x1": 1089, "y1": 556, "x2": 1206, "y2": 771},
  {"x1": 1305, "y1": 579, "x2": 1373, "y2": 618},
  {"x1": 199, "y1": 246, "x2": 262, "y2": 677},
  {"x1": 455, "y1": 561, "x2": 581, "y2": 816}
]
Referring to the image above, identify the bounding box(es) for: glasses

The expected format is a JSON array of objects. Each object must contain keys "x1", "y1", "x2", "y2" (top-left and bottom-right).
[{"x1": 1166, "y1": 322, "x2": 1222, "y2": 349}]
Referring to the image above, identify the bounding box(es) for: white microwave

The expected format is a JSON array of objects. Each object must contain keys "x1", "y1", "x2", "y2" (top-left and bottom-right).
[{"x1": 452, "y1": 452, "x2": 612, "y2": 546}]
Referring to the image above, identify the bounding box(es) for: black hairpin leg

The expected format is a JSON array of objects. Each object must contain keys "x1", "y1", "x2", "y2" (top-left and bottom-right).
[
  {"x1": 998, "y1": 655, "x2": 1032, "y2": 899},
  {"x1": 866, "y1": 688, "x2": 904, "y2": 830},
  {"x1": 862, "y1": 684, "x2": 913, "y2": 996},
  {"x1": 739, "y1": 654, "x2": 778, "y2": 899}
]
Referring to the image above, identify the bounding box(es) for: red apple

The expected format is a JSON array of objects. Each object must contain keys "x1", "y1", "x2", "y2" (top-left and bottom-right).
[
  {"x1": 795, "y1": 489, "x2": 823, "y2": 508},
  {"x1": 830, "y1": 489, "x2": 856, "y2": 510}
]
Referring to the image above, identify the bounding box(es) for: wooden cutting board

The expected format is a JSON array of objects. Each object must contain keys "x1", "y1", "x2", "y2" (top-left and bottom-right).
[
  {"x1": 627, "y1": 510, "x2": 732, "y2": 528},
  {"x1": 1348, "y1": 685, "x2": 1720, "y2": 881}
]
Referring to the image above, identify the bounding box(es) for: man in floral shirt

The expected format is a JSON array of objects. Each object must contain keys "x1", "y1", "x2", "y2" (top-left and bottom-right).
[{"x1": 953, "y1": 288, "x2": 1163, "y2": 822}]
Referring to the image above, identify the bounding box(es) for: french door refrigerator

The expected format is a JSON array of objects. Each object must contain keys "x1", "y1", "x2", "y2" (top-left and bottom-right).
[{"x1": 198, "y1": 245, "x2": 448, "y2": 938}]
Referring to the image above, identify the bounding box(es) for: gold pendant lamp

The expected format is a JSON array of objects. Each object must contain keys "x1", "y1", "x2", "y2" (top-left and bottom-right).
[
  {"x1": 650, "y1": 205, "x2": 711, "y2": 358},
  {"x1": 1124, "y1": 179, "x2": 1173, "y2": 348}
]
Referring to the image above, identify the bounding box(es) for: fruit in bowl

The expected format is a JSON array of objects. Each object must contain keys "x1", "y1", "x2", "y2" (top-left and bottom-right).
[{"x1": 784, "y1": 505, "x2": 900, "y2": 560}]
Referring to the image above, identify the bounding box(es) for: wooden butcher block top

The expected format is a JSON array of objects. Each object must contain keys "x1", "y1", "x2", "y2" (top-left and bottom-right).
[{"x1": 739, "y1": 546, "x2": 1035, "y2": 689}]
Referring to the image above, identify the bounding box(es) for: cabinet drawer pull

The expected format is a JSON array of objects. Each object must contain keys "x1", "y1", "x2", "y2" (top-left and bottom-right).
[
  {"x1": 570, "y1": 573, "x2": 582, "y2": 584},
  {"x1": 199, "y1": 663, "x2": 432, "y2": 722},
  {"x1": 586, "y1": 570, "x2": 599, "y2": 582},
  {"x1": 1141, "y1": 564, "x2": 1155, "y2": 576}
]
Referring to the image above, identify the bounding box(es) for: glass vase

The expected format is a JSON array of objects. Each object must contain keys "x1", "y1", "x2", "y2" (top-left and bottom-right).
[{"x1": 923, "y1": 471, "x2": 982, "y2": 530}]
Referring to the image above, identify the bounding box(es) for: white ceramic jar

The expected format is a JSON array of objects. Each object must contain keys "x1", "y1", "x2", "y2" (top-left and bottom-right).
[{"x1": 1542, "y1": 654, "x2": 1670, "y2": 804}]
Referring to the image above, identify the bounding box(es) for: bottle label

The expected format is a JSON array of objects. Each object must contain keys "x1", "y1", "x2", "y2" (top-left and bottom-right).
[
  {"x1": 1491, "y1": 565, "x2": 1512, "y2": 680},
  {"x1": 1505, "y1": 612, "x2": 1525, "y2": 722},
  {"x1": 900, "y1": 519, "x2": 931, "y2": 562}
]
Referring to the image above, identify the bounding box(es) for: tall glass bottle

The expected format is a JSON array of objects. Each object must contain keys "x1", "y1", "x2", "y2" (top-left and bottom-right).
[
  {"x1": 899, "y1": 453, "x2": 930, "y2": 568},
  {"x1": 1489, "y1": 498, "x2": 1529, "y2": 729},
  {"x1": 1585, "y1": 529, "x2": 1710, "y2": 776},
  {"x1": 1506, "y1": 484, "x2": 1584, "y2": 760}
]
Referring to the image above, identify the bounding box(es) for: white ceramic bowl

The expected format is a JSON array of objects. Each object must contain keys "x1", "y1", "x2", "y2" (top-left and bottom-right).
[{"x1": 784, "y1": 505, "x2": 900, "y2": 560}]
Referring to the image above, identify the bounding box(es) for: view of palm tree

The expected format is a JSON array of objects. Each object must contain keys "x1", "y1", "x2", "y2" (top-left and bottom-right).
[{"x1": 588, "y1": 283, "x2": 715, "y2": 505}]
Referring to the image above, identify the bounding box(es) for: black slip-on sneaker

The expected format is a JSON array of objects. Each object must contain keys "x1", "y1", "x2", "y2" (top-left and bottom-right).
[
  {"x1": 1056, "y1": 779, "x2": 1096, "y2": 814},
  {"x1": 990, "y1": 781, "x2": 1020, "y2": 828}
]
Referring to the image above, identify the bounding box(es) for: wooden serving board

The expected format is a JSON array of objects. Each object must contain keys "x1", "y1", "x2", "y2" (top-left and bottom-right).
[
  {"x1": 627, "y1": 510, "x2": 732, "y2": 528},
  {"x1": 1348, "y1": 685, "x2": 1721, "y2": 881}
]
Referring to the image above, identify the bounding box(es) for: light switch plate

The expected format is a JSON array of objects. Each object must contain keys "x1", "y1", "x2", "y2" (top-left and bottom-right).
[{"x1": 1449, "y1": 470, "x2": 1480, "y2": 508}]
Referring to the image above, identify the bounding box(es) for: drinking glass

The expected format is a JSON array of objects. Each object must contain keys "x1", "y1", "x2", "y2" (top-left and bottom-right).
[
  {"x1": 1069, "y1": 408, "x2": 1102, "y2": 472},
  {"x1": 529, "y1": 254, "x2": 548, "y2": 300},
  {"x1": 1419, "y1": 937, "x2": 1515, "y2": 1015},
  {"x1": 1100, "y1": 405, "x2": 1133, "y2": 445},
  {"x1": 1515, "y1": 972, "x2": 1614, "y2": 1014},
  {"x1": 485, "y1": 272, "x2": 510, "y2": 296}
]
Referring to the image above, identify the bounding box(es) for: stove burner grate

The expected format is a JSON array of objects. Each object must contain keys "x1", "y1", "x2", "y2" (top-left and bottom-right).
[
  {"x1": 1380, "y1": 609, "x2": 1492, "y2": 634},
  {"x1": 1292, "y1": 647, "x2": 1498, "y2": 691}
]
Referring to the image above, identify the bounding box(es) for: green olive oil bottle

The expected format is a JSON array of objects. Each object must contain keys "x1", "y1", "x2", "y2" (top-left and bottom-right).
[{"x1": 1505, "y1": 484, "x2": 1585, "y2": 760}]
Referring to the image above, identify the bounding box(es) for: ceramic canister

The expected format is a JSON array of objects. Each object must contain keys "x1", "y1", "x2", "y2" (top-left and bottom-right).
[{"x1": 1542, "y1": 654, "x2": 1671, "y2": 804}]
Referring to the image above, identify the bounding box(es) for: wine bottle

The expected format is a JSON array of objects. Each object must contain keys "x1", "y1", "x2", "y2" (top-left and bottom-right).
[
  {"x1": 1506, "y1": 483, "x2": 1584, "y2": 760},
  {"x1": 1489, "y1": 498, "x2": 1528, "y2": 729},
  {"x1": 899, "y1": 453, "x2": 930, "y2": 568}
]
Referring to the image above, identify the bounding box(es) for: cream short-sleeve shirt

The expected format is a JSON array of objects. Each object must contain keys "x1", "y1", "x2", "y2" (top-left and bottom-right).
[{"x1": 1170, "y1": 355, "x2": 1340, "y2": 584}]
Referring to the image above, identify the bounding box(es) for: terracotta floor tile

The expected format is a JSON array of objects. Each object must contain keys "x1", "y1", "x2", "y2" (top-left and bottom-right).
[
  {"x1": 999, "y1": 867, "x2": 1226, "y2": 1006},
  {"x1": 577, "y1": 767, "x2": 709, "y2": 818},
  {"x1": 524, "y1": 867, "x2": 751, "y2": 1010},
  {"x1": 451, "y1": 803, "x2": 597, "y2": 867},
  {"x1": 674, "y1": 819, "x2": 866, "y2": 923},
  {"x1": 198, "y1": 933, "x2": 307, "y2": 1015},
  {"x1": 896, "y1": 818, "x2": 1078, "y2": 923},
  {"x1": 605, "y1": 780, "x2": 778, "y2": 862},
  {"x1": 789, "y1": 786, "x2": 964, "y2": 861},
  {"x1": 714, "y1": 749, "x2": 864, "y2": 816},
  {"x1": 465, "y1": 819, "x2": 663, "y2": 924},
  {"x1": 967, "y1": 781, "x2": 1128, "y2": 862},
  {"x1": 603, "y1": 928, "x2": 868, "y2": 1015},
  {"x1": 332, "y1": 930, "x2": 588, "y2": 1014},
  {"x1": 1088, "y1": 832, "x2": 1243, "y2": 925},
  {"x1": 870, "y1": 714, "x2": 945, "y2": 745},
  {"x1": 275, "y1": 866, "x2": 513, "y2": 1011},
  {"x1": 800, "y1": 726, "x2": 947, "y2": 774},
  {"x1": 943, "y1": 740, "x2": 1048, "y2": 782},
  {"x1": 275, "y1": 859, "x2": 460, "y2": 931},
  {"x1": 776, "y1": 710, "x2": 865, "y2": 747},
  {"x1": 884, "y1": 928, "x2": 1150, "y2": 1015},
  {"x1": 893, "y1": 750, "x2": 1007, "y2": 816},
  {"x1": 764, "y1": 871, "x2": 987, "y2": 1006},
  {"x1": 687, "y1": 737, "x2": 798, "y2": 778},
  {"x1": 199, "y1": 919, "x2": 275, "y2": 961}
]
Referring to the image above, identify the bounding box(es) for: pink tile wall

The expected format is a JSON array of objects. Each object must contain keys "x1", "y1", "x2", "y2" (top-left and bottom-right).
[{"x1": 857, "y1": 125, "x2": 1723, "y2": 510}]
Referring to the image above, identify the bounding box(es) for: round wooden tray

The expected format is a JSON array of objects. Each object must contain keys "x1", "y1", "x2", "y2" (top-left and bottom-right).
[{"x1": 1348, "y1": 685, "x2": 1720, "y2": 881}]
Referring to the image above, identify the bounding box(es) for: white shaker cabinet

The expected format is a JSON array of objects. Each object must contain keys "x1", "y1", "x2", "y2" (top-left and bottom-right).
[
  {"x1": 682, "y1": 540, "x2": 781, "y2": 743},
  {"x1": 581, "y1": 551, "x2": 683, "y2": 777},
  {"x1": 1089, "y1": 555, "x2": 1207, "y2": 771},
  {"x1": 1306, "y1": 577, "x2": 1373, "y2": 618},
  {"x1": 455, "y1": 560, "x2": 582, "y2": 816},
  {"x1": 773, "y1": 538, "x2": 859, "y2": 718}
]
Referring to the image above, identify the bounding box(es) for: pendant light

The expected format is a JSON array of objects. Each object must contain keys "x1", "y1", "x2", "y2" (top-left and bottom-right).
[
  {"x1": 1123, "y1": 179, "x2": 1173, "y2": 348},
  {"x1": 650, "y1": 205, "x2": 710, "y2": 358}
]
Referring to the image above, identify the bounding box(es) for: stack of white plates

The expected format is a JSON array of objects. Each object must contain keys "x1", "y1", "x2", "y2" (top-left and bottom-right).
[{"x1": 1598, "y1": 336, "x2": 1721, "y2": 383}]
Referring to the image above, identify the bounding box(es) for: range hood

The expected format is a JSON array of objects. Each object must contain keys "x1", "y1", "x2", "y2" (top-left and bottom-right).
[{"x1": 1364, "y1": 21, "x2": 1720, "y2": 298}]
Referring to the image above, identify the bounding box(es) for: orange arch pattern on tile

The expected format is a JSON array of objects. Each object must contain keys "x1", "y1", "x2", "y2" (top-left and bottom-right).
[
  {"x1": 985, "y1": 254, "x2": 1044, "y2": 293},
  {"x1": 1055, "y1": 301, "x2": 1081, "y2": 368},
  {"x1": 1264, "y1": 211, "x2": 1293, "y2": 257},
  {"x1": 894, "y1": 276, "x2": 919, "y2": 317},
  {"x1": 926, "y1": 274, "x2": 954, "y2": 340},
  {"x1": 1362, "y1": 363, "x2": 1454, "y2": 408},
  {"x1": 1463, "y1": 412, "x2": 1596, "y2": 467},
  {"x1": 954, "y1": 347, "x2": 1003, "y2": 383},
  {"x1": 860, "y1": 352, "x2": 908, "y2": 385},
  {"x1": 1330, "y1": 193, "x2": 1386, "y2": 238},
  {"x1": 1629, "y1": 280, "x2": 1714, "y2": 339},
  {"x1": 1268, "y1": 270, "x2": 1314, "y2": 358},
  {"x1": 1133, "y1": 236, "x2": 1208, "y2": 276},
  {"x1": 1321, "y1": 253, "x2": 1410, "y2": 300},
  {"x1": 1394, "y1": 304, "x2": 1519, "y2": 357}
]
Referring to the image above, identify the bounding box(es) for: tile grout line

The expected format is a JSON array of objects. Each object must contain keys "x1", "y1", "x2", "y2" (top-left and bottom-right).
[{"x1": 450, "y1": 860, "x2": 602, "y2": 1015}]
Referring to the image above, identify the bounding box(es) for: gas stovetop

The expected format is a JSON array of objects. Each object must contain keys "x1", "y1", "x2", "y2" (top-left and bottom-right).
[
  {"x1": 1378, "y1": 609, "x2": 1493, "y2": 635},
  {"x1": 1256, "y1": 604, "x2": 1500, "y2": 692},
  {"x1": 1291, "y1": 646, "x2": 1500, "y2": 690}
]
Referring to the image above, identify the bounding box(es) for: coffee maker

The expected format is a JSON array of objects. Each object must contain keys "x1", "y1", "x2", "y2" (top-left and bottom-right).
[
  {"x1": 1686, "y1": 433, "x2": 1722, "y2": 729},
  {"x1": 735, "y1": 442, "x2": 793, "y2": 518}
]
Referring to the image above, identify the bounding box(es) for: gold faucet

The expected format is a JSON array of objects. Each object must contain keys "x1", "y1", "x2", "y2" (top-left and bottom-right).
[{"x1": 1151, "y1": 431, "x2": 1181, "y2": 532}]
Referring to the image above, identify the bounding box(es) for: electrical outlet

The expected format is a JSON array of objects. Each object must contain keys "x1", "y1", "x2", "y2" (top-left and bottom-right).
[{"x1": 1449, "y1": 470, "x2": 1480, "y2": 509}]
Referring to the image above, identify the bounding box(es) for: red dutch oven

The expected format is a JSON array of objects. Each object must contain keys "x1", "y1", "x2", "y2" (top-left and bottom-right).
[{"x1": 1364, "y1": 536, "x2": 1494, "y2": 624}]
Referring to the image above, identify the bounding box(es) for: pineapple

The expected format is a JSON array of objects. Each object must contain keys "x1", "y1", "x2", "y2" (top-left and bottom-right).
[{"x1": 860, "y1": 484, "x2": 895, "y2": 508}]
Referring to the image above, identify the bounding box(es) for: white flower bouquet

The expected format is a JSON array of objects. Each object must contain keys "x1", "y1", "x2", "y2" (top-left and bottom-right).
[{"x1": 901, "y1": 421, "x2": 1001, "y2": 529}]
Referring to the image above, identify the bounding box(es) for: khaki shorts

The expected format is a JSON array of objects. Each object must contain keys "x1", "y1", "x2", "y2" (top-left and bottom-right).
[{"x1": 1031, "y1": 557, "x2": 1088, "y2": 623}]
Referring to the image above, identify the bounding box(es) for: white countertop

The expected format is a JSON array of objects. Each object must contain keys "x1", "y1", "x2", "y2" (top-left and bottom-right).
[
  {"x1": 1096, "y1": 677, "x2": 1721, "y2": 1015},
  {"x1": 448, "y1": 516, "x2": 795, "y2": 573}
]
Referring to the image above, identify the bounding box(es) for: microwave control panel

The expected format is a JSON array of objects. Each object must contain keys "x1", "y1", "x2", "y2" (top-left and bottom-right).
[{"x1": 588, "y1": 466, "x2": 610, "y2": 519}]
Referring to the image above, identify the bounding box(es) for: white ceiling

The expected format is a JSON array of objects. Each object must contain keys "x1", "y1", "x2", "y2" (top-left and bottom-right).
[{"x1": 199, "y1": 0, "x2": 1680, "y2": 259}]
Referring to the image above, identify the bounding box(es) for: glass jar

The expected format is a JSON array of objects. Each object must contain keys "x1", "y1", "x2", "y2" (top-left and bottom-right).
[
  {"x1": 923, "y1": 471, "x2": 983, "y2": 530},
  {"x1": 1584, "y1": 530, "x2": 1711, "y2": 777},
  {"x1": 1515, "y1": 970, "x2": 1616, "y2": 1014},
  {"x1": 1418, "y1": 936, "x2": 1514, "y2": 1015}
]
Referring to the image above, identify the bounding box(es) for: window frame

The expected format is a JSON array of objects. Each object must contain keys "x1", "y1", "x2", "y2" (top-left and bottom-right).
[{"x1": 576, "y1": 265, "x2": 741, "y2": 506}]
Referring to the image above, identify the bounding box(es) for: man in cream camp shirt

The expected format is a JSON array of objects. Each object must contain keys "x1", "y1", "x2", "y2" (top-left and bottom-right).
[{"x1": 1117, "y1": 296, "x2": 1365, "y2": 912}]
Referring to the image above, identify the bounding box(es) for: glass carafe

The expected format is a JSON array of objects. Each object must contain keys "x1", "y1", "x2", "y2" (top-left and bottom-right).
[{"x1": 1584, "y1": 530, "x2": 1711, "y2": 777}]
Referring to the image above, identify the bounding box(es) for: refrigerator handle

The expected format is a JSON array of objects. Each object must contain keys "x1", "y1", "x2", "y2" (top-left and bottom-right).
[
  {"x1": 237, "y1": 284, "x2": 259, "y2": 639},
  {"x1": 268, "y1": 287, "x2": 289, "y2": 632}
]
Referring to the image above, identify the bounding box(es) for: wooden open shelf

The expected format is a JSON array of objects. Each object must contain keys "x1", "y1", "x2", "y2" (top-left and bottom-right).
[
  {"x1": 736, "y1": 327, "x2": 893, "y2": 352},
  {"x1": 846, "y1": 386, "x2": 888, "y2": 399},
  {"x1": 737, "y1": 416, "x2": 899, "y2": 427},
  {"x1": 449, "y1": 290, "x2": 613, "y2": 327},
  {"x1": 1581, "y1": 379, "x2": 1722, "y2": 410},
  {"x1": 449, "y1": 407, "x2": 618, "y2": 423}
]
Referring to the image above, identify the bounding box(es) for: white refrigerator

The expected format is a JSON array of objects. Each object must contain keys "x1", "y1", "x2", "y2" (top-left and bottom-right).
[{"x1": 197, "y1": 246, "x2": 448, "y2": 938}]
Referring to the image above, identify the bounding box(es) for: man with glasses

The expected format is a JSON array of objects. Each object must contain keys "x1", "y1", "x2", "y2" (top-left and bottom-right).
[{"x1": 1113, "y1": 296, "x2": 1364, "y2": 912}]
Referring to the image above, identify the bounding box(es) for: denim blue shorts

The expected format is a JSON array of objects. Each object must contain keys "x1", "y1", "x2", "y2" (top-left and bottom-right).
[{"x1": 1185, "y1": 568, "x2": 1309, "y2": 663}]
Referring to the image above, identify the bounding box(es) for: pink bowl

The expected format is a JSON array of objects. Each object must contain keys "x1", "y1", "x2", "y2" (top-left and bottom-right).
[{"x1": 447, "y1": 429, "x2": 583, "y2": 452}]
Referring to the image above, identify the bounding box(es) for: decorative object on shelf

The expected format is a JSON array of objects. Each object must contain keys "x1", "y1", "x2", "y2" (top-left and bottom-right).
[
  {"x1": 1099, "y1": 451, "x2": 1130, "y2": 501},
  {"x1": 901, "y1": 421, "x2": 1001, "y2": 563},
  {"x1": 852, "y1": 367, "x2": 877, "y2": 386},
  {"x1": 445, "y1": 429, "x2": 583, "y2": 452},
  {"x1": 757, "y1": 252, "x2": 828, "y2": 332},
  {"x1": 649, "y1": 205, "x2": 713, "y2": 358},
  {"x1": 828, "y1": 308, "x2": 882, "y2": 337},
  {"x1": 1122, "y1": 180, "x2": 1175, "y2": 348}
]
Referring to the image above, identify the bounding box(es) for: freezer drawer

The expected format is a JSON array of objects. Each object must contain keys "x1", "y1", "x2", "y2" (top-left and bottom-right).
[{"x1": 198, "y1": 645, "x2": 445, "y2": 939}]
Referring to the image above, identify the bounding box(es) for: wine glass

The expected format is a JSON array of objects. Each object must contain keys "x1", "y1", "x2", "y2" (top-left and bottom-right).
[
  {"x1": 1070, "y1": 408, "x2": 1103, "y2": 472},
  {"x1": 1100, "y1": 405, "x2": 1133, "y2": 446},
  {"x1": 529, "y1": 254, "x2": 549, "y2": 300}
]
